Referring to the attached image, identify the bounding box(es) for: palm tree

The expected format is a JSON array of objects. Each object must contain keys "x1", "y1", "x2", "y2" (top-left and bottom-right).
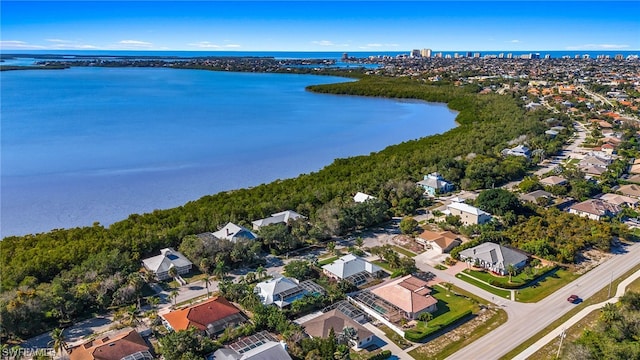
[
  {"x1": 355, "y1": 237, "x2": 364, "y2": 249},
  {"x1": 213, "y1": 261, "x2": 227, "y2": 281},
  {"x1": 119, "y1": 304, "x2": 143, "y2": 328},
  {"x1": 168, "y1": 266, "x2": 178, "y2": 281},
  {"x1": 506, "y1": 264, "x2": 517, "y2": 283},
  {"x1": 203, "y1": 276, "x2": 212, "y2": 298},
  {"x1": 245, "y1": 272, "x2": 257, "y2": 284},
  {"x1": 169, "y1": 290, "x2": 179, "y2": 307},
  {"x1": 338, "y1": 326, "x2": 357, "y2": 345},
  {"x1": 256, "y1": 266, "x2": 266, "y2": 280},
  {"x1": 49, "y1": 328, "x2": 67, "y2": 358}
]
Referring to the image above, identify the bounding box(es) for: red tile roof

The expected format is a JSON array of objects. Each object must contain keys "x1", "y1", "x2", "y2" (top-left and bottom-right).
[
  {"x1": 69, "y1": 330, "x2": 150, "y2": 360},
  {"x1": 162, "y1": 296, "x2": 241, "y2": 331}
]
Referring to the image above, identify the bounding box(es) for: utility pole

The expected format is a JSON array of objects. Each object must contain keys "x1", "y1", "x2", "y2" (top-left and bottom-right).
[{"x1": 556, "y1": 328, "x2": 566, "y2": 359}]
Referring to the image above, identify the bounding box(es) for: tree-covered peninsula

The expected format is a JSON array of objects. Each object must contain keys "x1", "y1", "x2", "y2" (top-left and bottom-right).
[{"x1": 1, "y1": 75, "x2": 555, "y2": 339}]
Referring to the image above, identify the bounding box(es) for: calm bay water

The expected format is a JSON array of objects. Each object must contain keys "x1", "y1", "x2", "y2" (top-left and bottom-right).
[{"x1": 1, "y1": 67, "x2": 457, "y2": 237}]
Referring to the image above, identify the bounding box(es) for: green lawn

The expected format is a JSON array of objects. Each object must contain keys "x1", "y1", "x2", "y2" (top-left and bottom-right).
[
  {"x1": 372, "y1": 260, "x2": 394, "y2": 273},
  {"x1": 455, "y1": 273, "x2": 512, "y2": 299},
  {"x1": 463, "y1": 266, "x2": 555, "y2": 288},
  {"x1": 405, "y1": 287, "x2": 478, "y2": 341},
  {"x1": 426, "y1": 287, "x2": 478, "y2": 326},
  {"x1": 434, "y1": 264, "x2": 448, "y2": 270},
  {"x1": 515, "y1": 268, "x2": 580, "y2": 303},
  {"x1": 392, "y1": 245, "x2": 417, "y2": 257},
  {"x1": 318, "y1": 256, "x2": 338, "y2": 266}
]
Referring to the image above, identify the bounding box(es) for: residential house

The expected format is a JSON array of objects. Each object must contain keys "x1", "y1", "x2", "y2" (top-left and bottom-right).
[
  {"x1": 459, "y1": 242, "x2": 528, "y2": 276},
  {"x1": 254, "y1": 276, "x2": 325, "y2": 308},
  {"x1": 161, "y1": 296, "x2": 245, "y2": 336},
  {"x1": 252, "y1": 210, "x2": 306, "y2": 230},
  {"x1": 629, "y1": 164, "x2": 640, "y2": 175},
  {"x1": 69, "y1": 329, "x2": 153, "y2": 360},
  {"x1": 445, "y1": 202, "x2": 492, "y2": 225},
  {"x1": 353, "y1": 192, "x2": 377, "y2": 203},
  {"x1": 519, "y1": 190, "x2": 553, "y2": 204},
  {"x1": 416, "y1": 230, "x2": 461, "y2": 253},
  {"x1": 322, "y1": 254, "x2": 383, "y2": 285},
  {"x1": 417, "y1": 172, "x2": 454, "y2": 196},
  {"x1": 211, "y1": 331, "x2": 291, "y2": 360},
  {"x1": 558, "y1": 85, "x2": 576, "y2": 95},
  {"x1": 370, "y1": 275, "x2": 438, "y2": 320},
  {"x1": 301, "y1": 309, "x2": 375, "y2": 350},
  {"x1": 142, "y1": 248, "x2": 192, "y2": 281},
  {"x1": 212, "y1": 222, "x2": 257, "y2": 242},
  {"x1": 569, "y1": 199, "x2": 622, "y2": 221},
  {"x1": 626, "y1": 174, "x2": 640, "y2": 184},
  {"x1": 581, "y1": 165, "x2": 607, "y2": 177},
  {"x1": 539, "y1": 175, "x2": 568, "y2": 187},
  {"x1": 579, "y1": 155, "x2": 612, "y2": 169},
  {"x1": 600, "y1": 143, "x2": 616, "y2": 155},
  {"x1": 599, "y1": 193, "x2": 639, "y2": 208},
  {"x1": 618, "y1": 184, "x2": 640, "y2": 199},
  {"x1": 503, "y1": 145, "x2": 531, "y2": 158}
]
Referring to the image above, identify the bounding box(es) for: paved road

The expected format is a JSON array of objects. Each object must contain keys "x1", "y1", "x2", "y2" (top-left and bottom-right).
[
  {"x1": 446, "y1": 241, "x2": 640, "y2": 360},
  {"x1": 513, "y1": 268, "x2": 640, "y2": 360}
]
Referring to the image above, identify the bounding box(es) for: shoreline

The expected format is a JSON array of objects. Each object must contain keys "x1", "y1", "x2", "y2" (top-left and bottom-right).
[{"x1": 1, "y1": 68, "x2": 458, "y2": 238}]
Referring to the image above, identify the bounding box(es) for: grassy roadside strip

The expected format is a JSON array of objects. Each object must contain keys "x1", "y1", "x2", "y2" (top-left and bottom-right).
[
  {"x1": 527, "y1": 275, "x2": 640, "y2": 360},
  {"x1": 409, "y1": 309, "x2": 508, "y2": 360},
  {"x1": 377, "y1": 325, "x2": 412, "y2": 350},
  {"x1": 499, "y1": 262, "x2": 640, "y2": 360},
  {"x1": 455, "y1": 273, "x2": 512, "y2": 299},
  {"x1": 516, "y1": 268, "x2": 580, "y2": 303},
  {"x1": 392, "y1": 245, "x2": 417, "y2": 258}
]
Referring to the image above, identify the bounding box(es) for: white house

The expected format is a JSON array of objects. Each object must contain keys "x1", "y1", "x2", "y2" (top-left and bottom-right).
[
  {"x1": 504, "y1": 145, "x2": 531, "y2": 158},
  {"x1": 353, "y1": 192, "x2": 376, "y2": 203},
  {"x1": 142, "y1": 248, "x2": 193, "y2": 281},
  {"x1": 212, "y1": 222, "x2": 257, "y2": 242},
  {"x1": 322, "y1": 254, "x2": 383, "y2": 285},
  {"x1": 254, "y1": 276, "x2": 324, "y2": 308},
  {"x1": 445, "y1": 202, "x2": 492, "y2": 225},
  {"x1": 252, "y1": 210, "x2": 306, "y2": 230}
]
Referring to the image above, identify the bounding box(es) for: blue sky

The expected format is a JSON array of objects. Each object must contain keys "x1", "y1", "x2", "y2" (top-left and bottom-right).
[{"x1": 1, "y1": 1, "x2": 639, "y2": 51}]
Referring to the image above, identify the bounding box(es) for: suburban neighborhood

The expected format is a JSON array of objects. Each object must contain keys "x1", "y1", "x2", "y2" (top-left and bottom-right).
[{"x1": 4, "y1": 51, "x2": 640, "y2": 360}]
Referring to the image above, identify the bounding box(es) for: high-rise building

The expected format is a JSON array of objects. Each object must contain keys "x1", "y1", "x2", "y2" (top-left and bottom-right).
[
  {"x1": 466, "y1": 51, "x2": 473, "y2": 58},
  {"x1": 544, "y1": 54, "x2": 551, "y2": 59},
  {"x1": 498, "y1": 53, "x2": 504, "y2": 59},
  {"x1": 615, "y1": 54, "x2": 624, "y2": 60},
  {"x1": 506, "y1": 53, "x2": 513, "y2": 59},
  {"x1": 341, "y1": 53, "x2": 349, "y2": 61},
  {"x1": 421, "y1": 48, "x2": 432, "y2": 58},
  {"x1": 473, "y1": 52, "x2": 481, "y2": 58},
  {"x1": 411, "y1": 49, "x2": 421, "y2": 58}
]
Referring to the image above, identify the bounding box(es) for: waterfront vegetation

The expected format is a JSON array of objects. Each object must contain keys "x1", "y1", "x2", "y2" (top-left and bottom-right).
[{"x1": 0, "y1": 72, "x2": 572, "y2": 340}]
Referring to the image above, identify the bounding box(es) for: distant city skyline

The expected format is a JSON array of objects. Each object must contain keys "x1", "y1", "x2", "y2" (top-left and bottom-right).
[{"x1": 2, "y1": 1, "x2": 639, "y2": 52}]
